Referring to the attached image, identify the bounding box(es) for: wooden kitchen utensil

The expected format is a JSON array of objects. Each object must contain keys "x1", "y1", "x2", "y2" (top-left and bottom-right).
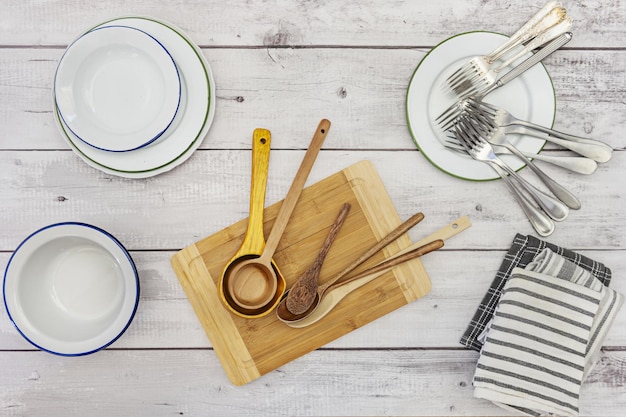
[
  {"x1": 218, "y1": 128, "x2": 285, "y2": 318},
  {"x1": 224, "y1": 119, "x2": 330, "y2": 315},
  {"x1": 171, "y1": 160, "x2": 436, "y2": 385},
  {"x1": 276, "y1": 211, "x2": 425, "y2": 322},
  {"x1": 286, "y1": 202, "x2": 351, "y2": 315},
  {"x1": 285, "y1": 215, "x2": 472, "y2": 328}
]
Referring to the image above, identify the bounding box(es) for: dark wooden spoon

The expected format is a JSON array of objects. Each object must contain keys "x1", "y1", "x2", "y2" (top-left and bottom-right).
[{"x1": 286, "y1": 203, "x2": 351, "y2": 314}]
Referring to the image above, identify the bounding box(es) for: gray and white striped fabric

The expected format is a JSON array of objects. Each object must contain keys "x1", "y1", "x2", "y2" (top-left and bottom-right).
[
  {"x1": 461, "y1": 234, "x2": 612, "y2": 352},
  {"x1": 472, "y1": 249, "x2": 623, "y2": 417},
  {"x1": 526, "y1": 248, "x2": 624, "y2": 378}
]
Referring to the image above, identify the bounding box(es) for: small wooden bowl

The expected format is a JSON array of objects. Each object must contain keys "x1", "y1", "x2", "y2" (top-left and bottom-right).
[{"x1": 218, "y1": 256, "x2": 286, "y2": 318}]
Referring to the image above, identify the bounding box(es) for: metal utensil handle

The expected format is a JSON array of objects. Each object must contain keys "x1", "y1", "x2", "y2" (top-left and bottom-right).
[
  {"x1": 514, "y1": 123, "x2": 613, "y2": 163},
  {"x1": 444, "y1": 138, "x2": 598, "y2": 175},
  {"x1": 489, "y1": 1, "x2": 560, "y2": 61},
  {"x1": 492, "y1": 165, "x2": 555, "y2": 236},
  {"x1": 489, "y1": 157, "x2": 569, "y2": 222},
  {"x1": 527, "y1": 152, "x2": 598, "y2": 175},
  {"x1": 485, "y1": 32, "x2": 572, "y2": 95},
  {"x1": 503, "y1": 142, "x2": 581, "y2": 209},
  {"x1": 495, "y1": 18, "x2": 572, "y2": 71}
]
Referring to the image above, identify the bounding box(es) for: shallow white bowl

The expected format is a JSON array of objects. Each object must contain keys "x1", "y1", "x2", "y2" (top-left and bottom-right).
[
  {"x1": 3, "y1": 223, "x2": 139, "y2": 356},
  {"x1": 54, "y1": 25, "x2": 181, "y2": 152}
]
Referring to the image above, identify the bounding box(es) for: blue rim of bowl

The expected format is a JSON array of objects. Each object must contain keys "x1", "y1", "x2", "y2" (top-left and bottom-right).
[
  {"x1": 53, "y1": 15, "x2": 215, "y2": 178},
  {"x1": 54, "y1": 25, "x2": 182, "y2": 153},
  {"x1": 2, "y1": 222, "x2": 140, "y2": 356},
  {"x1": 52, "y1": 16, "x2": 213, "y2": 176},
  {"x1": 405, "y1": 30, "x2": 556, "y2": 182}
]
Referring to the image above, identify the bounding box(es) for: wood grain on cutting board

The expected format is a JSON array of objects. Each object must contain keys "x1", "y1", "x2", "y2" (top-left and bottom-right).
[{"x1": 171, "y1": 160, "x2": 432, "y2": 385}]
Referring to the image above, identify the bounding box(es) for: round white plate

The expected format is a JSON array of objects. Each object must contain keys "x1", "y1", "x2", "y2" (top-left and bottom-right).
[
  {"x1": 54, "y1": 25, "x2": 181, "y2": 152},
  {"x1": 3, "y1": 222, "x2": 139, "y2": 356},
  {"x1": 406, "y1": 31, "x2": 556, "y2": 181},
  {"x1": 53, "y1": 17, "x2": 216, "y2": 178}
]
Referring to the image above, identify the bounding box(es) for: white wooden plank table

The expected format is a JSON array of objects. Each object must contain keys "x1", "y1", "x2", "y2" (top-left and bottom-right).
[{"x1": 1, "y1": 1, "x2": 624, "y2": 415}]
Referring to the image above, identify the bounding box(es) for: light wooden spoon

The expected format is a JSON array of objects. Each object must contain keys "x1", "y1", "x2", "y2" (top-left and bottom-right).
[
  {"x1": 283, "y1": 215, "x2": 472, "y2": 327},
  {"x1": 276, "y1": 211, "x2": 425, "y2": 322}
]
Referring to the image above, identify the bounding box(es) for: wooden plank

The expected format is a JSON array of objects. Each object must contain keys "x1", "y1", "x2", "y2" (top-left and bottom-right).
[
  {"x1": 171, "y1": 161, "x2": 432, "y2": 385},
  {"x1": 0, "y1": 150, "x2": 624, "y2": 251},
  {"x1": 0, "y1": 1, "x2": 623, "y2": 47},
  {"x1": 0, "y1": 349, "x2": 624, "y2": 416},
  {"x1": 3, "y1": 248, "x2": 623, "y2": 351},
  {"x1": 0, "y1": 48, "x2": 623, "y2": 151}
]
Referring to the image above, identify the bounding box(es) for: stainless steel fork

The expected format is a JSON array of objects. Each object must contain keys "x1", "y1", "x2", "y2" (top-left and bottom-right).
[
  {"x1": 445, "y1": 1, "x2": 564, "y2": 96},
  {"x1": 443, "y1": 132, "x2": 597, "y2": 175},
  {"x1": 454, "y1": 115, "x2": 569, "y2": 222},
  {"x1": 465, "y1": 109, "x2": 581, "y2": 210},
  {"x1": 471, "y1": 99, "x2": 613, "y2": 162},
  {"x1": 436, "y1": 32, "x2": 573, "y2": 127},
  {"x1": 450, "y1": 15, "x2": 571, "y2": 98},
  {"x1": 450, "y1": 120, "x2": 555, "y2": 236}
]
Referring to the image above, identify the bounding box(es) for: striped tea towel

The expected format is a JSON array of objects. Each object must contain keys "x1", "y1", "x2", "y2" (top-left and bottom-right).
[
  {"x1": 473, "y1": 267, "x2": 602, "y2": 416},
  {"x1": 473, "y1": 249, "x2": 623, "y2": 416},
  {"x1": 460, "y1": 233, "x2": 612, "y2": 352},
  {"x1": 526, "y1": 248, "x2": 624, "y2": 378}
]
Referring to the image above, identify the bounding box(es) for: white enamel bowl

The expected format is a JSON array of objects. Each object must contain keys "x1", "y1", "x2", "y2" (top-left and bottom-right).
[
  {"x1": 54, "y1": 25, "x2": 181, "y2": 152},
  {"x1": 3, "y1": 223, "x2": 139, "y2": 356}
]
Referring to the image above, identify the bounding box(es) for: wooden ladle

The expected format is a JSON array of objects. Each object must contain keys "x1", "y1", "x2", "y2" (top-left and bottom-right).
[
  {"x1": 276, "y1": 211, "x2": 425, "y2": 322},
  {"x1": 286, "y1": 202, "x2": 351, "y2": 315},
  {"x1": 218, "y1": 128, "x2": 284, "y2": 317},
  {"x1": 225, "y1": 119, "x2": 331, "y2": 315}
]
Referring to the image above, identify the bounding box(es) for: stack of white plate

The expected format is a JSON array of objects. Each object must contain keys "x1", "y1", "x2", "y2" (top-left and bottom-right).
[{"x1": 53, "y1": 17, "x2": 216, "y2": 178}]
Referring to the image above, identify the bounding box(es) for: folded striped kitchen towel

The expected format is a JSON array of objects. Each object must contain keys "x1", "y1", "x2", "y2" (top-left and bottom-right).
[
  {"x1": 526, "y1": 248, "x2": 624, "y2": 378},
  {"x1": 460, "y1": 233, "x2": 612, "y2": 352},
  {"x1": 472, "y1": 249, "x2": 623, "y2": 416}
]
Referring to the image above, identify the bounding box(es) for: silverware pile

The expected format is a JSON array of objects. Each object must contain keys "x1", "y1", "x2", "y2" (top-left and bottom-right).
[
  {"x1": 436, "y1": 2, "x2": 614, "y2": 236},
  {"x1": 444, "y1": 1, "x2": 571, "y2": 99}
]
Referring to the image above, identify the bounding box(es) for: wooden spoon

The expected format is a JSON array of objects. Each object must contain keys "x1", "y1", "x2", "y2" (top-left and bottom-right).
[
  {"x1": 276, "y1": 211, "x2": 425, "y2": 322},
  {"x1": 286, "y1": 203, "x2": 351, "y2": 315},
  {"x1": 284, "y1": 215, "x2": 472, "y2": 327},
  {"x1": 218, "y1": 128, "x2": 284, "y2": 317},
  {"x1": 225, "y1": 119, "x2": 331, "y2": 314}
]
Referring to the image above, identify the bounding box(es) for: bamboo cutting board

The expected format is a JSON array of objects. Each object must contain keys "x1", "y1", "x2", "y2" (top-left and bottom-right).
[{"x1": 171, "y1": 160, "x2": 432, "y2": 385}]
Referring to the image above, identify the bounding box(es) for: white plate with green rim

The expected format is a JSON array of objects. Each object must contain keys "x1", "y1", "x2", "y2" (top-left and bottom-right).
[
  {"x1": 406, "y1": 31, "x2": 556, "y2": 181},
  {"x1": 53, "y1": 16, "x2": 215, "y2": 178},
  {"x1": 54, "y1": 25, "x2": 181, "y2": 152}
]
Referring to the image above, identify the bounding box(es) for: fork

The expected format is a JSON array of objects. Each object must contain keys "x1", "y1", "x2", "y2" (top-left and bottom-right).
[
  {"x1": 458, "y1": 99, "x2": 598, "y2": 175},
  {"x1": 440, "y1": 138, "x2": 555, "y2": 236},
  {"x1": 454, "y1": 114, "x2": 569, "y2": 222},
  {"x1": 437, "y1": 31, "x2": 573, "y2": 128},
  {"x1": 445, "y1": 1, "x2": 562, "y2": 95},
  {"x1": 450, "y1": 122, "x2": 555, "y2": 236},
  {"x1": 471, "y1": 99, "x2": 614, "y2": 163},
  {"x1": 451, "y1": 17, "x2": 571, "y2": 98},
  {"x1": 442, "y1": 138, "x2": 597, "y2": 175},
  {"x1": 463, "y1": 110, "x2": 581, "y2": 209}
]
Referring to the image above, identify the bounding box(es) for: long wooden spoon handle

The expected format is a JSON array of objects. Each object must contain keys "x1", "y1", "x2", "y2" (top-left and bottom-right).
[
  {"x1": 320, "y1": 211, "x2": 425, "y2": 291},
  {"x1": 334, "y1": 215, "x2": 472, "y2": 291},
  {"x1": 312, "y1": 203, "x2": 351, "y2": 268},
  {"x1": 237, "y1": 128, "x2": 271, "y2": 256},
  {"x1": 263, "y1": 119, "x2": 331, "y2": 259},
  {"x1": 343, "y1": 239, "x2": 444, "y2": 282}
]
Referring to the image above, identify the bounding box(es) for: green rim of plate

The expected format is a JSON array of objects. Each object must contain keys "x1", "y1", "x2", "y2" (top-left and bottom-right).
[
  {"x1": 54, "y1": 16, "x2": 212, "y2": 175},
  {"x1": 405, "y1": 30, "x2": 556, "y2": 182}
]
